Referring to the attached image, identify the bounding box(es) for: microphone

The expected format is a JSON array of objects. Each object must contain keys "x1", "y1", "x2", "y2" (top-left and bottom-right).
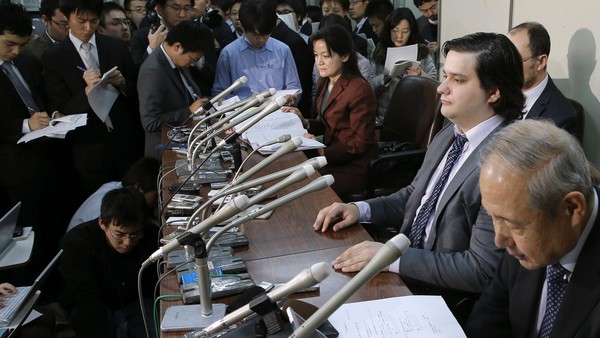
[
  {"x1": 206, "y1": 174, "x2": 334, "y2": 251},
  {"x1": 217, "y1": 95, "x2": 288, "y2": 147},
  {"x1": 189, "y1": 262, "x2": 332, "y2": 338},
  {"x1": 260, "y1": 134, "x2": 292, "y2": 147},
  {"x1": 288, "y1": 234, "x2": 411, "y2": 338},
  {"x1": 143, "y1": 195, "x2": 250, "y2": 265},
  {"x1": 245, "y1": 165, "x2": 315, "y2": 207},
  {"x1": 194, "y1": 76, "x2": 248, "y2": 115},
  {"x1": 231, "y1": 136, "x2": 303, "y2": 185},
  {"x1": 217, "y1": 88, "x2": 276, "y2": 114}
]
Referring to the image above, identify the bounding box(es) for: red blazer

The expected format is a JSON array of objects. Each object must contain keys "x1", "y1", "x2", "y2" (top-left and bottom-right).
[{"x1": 309, "y1": 74, "x2": 378, "y2": 192}]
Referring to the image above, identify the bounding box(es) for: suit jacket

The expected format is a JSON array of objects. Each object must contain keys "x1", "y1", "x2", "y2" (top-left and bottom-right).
[
  {"x1": 356, "y1": 19, "x2": 379, "y2": 45},
  {"x1": 0, "y1": 54, "x2": 46, "y2": 187},
  {"x1": 367, "y1": 122, "x2": 505, "y2": 293},
  {"x1": 22, "y1": 32, "x2": 56, "y2": 62},
  {"x1": 138, "y1": 47, "x2": 201, "y2": 157},
  {"x1": 42, "y1": 34, "x2": 141, "y2": 145},
  {"x1": 271, "y1": 23, "x2": 314, "y2": 115},
  {"x1": 525, "y1": 76, "x2": 577, "y2": 136},
  {"x1": 309, "y1": 74, "x2": 377, "y2": 194},
  {"x1": 416, "y1": 15, "x2": 437, "y2": 43},
  {"x1": 465, "y1": 196, "x2": 600, "y2": 338}
]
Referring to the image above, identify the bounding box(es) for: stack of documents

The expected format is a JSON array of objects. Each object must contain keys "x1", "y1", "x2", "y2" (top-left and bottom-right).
[{"x1": 18, "y1": 114, "x2": 87, "y2": 143}]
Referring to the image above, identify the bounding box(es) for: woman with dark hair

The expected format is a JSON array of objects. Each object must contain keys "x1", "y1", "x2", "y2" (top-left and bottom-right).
[
  {"x1": 370, "y1": 7, "x2": 437, "y2": 123},
  {"x1": 283, "y1": 24, "x2": 377, "y2": 197}
]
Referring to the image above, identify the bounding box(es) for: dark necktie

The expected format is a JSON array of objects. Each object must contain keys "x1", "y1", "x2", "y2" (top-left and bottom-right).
[
  {"x1": 408, "y1": 134, "x2": 467, "y2": 248},
  {"x1": 1, "y1": 62, "x2": 40, "y2": 114},
  {"x1": 174, "y1": 67, "x2": 194, "y2": 104},
  {"x1": 538, "y1": 264, "x2": 569, "y2": 338}
]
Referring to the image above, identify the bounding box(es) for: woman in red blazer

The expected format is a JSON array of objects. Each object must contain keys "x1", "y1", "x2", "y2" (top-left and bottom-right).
[{"x1": 284, "y1": 24, "x2": 378, "y2": 197}]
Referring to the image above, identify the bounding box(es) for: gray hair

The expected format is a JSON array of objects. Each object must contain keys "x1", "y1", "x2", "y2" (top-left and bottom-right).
[{"x1": 480, "y1": 120, "x2": 593, "y2": 217}]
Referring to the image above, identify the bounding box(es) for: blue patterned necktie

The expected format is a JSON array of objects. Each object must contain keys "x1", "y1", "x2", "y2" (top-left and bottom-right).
[
  {"x1": 538, "y1": 264, "x2": 569, "y2": 338},
  {"x1": 408, "y1": 134, "x2": 467, "y2": 248},
  {"x1": 1, "y1": 62, "x2": 40, "y2": 113}
]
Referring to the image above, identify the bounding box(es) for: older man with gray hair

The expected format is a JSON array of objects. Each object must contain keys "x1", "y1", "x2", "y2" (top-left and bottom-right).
[{"x1": 466, "y1": 119, "x2": 600, "y2": 338}]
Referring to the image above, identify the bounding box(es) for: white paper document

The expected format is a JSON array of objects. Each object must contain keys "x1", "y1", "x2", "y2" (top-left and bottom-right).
[
  {"x1": 18, "y1": 113, "x2": 87, "y2": 143},
  {"x1": 237, "y1": 111, "x2": 325, "y2": 154},
  {"x1": 384, "y1": 44, "x2": 419, "y2": 76},
  {"x1": 87, "y1": 66, "x2": 119, "y2": 128},
  {"x1": 328, "y1": 296, "x2": 467, "y2": 338}
]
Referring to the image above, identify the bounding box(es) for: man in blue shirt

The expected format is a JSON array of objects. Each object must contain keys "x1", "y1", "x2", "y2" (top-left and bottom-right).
[{"x1": 212, "y1": 0, "x2": 301, "y2": 99}]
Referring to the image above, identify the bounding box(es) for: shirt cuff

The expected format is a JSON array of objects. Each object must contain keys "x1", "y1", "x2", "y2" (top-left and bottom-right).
[
  {"x1": 146, "y1": 46, "x2": 153, "y2": 55},
  {"x1": 388, "y1": 258, "x2": 401, "y2": 273},
  {"x1": 351, "y1": 201, "x2": 371, "y2": 223},
  {"x1": 22, "y1": 119, "x2": 31, "y2": 134}
]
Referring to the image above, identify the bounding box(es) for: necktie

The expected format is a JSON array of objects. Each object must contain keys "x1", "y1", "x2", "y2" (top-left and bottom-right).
[
  {"x1": 81, "y1": 42, "x2": 99, "y2": 70},
  {"x1": 408, "y1": 134, "x2": 467, "y2": 248},
  {"x1": 1, "y1": 62, "x2": 40, "y2": 114},
  {"x1": 538, "y1": 264, "x2": 569, "y2": 338},
  {"x1": 174, "y1": 68, "x2": 194, "y2": 104}
]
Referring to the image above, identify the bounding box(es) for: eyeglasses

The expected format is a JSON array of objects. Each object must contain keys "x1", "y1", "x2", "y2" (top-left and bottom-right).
[
  {"x1": 165, "y1": 3, "x2": 193, "y2": 13},
  {"x1": 50, "y1": 18, "x2": 69, "y2": 29},
  {"x1": 419, "y1": 2, "x2": 438, "y2": 14},
  {"x1": 130, "y1": 7, "x2": 147, "y2": 14},
  {"x1": 521, "y1": 55, "x2": 537, "y2": 63},
  {"x1": 108, "y1": 228, "x2": 144, "y2": 241},
  {"x1": 276, "y1": 9, "x2": 294, "y2": 15}
]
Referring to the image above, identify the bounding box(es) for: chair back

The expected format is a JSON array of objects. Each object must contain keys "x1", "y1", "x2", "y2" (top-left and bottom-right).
[{"x1": 380, "y1": 76, "x2": 442, "y2": 149}]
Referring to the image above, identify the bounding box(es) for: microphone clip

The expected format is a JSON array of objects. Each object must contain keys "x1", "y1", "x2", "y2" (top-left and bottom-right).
[{"x1": 249, "y1": 293, "x2": 287, "y2": 335}]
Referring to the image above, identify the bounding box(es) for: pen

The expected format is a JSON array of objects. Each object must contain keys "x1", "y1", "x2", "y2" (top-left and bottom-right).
[
  {"x1": 77, "y1": 66, "x2": 87, "y2": 72},
  {"x1": 26, "y1": 106, "x2": 36, "y2": 114},
  {"x1": 193, "y1": 94, "x2": 201, "y2": 101}
]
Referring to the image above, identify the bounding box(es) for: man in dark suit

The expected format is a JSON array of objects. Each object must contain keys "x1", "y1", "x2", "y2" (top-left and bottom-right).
[
  {"x1": 414, "y1": 0, "x2": 438, "y2": 64},
  {"x1": 43, "y1": 0, "x2": 143, "y2": 195},
  {"x1": 466, "y1": 119, "x2": 600, "y2": 338},
  {"x1": 313, "y1": 33, "x2": 525, "y2": 321},
  {"x1": 508, "y1": 22, "x2": 578, "y2": 138},
  {"x1": 22, "y1": 0, "x2": 69, "y2": 62},
  {"x1": 138, "y1": 21, "x2": 212, "y2": 158},
  {"x1": 348, "y1": 0, "x2": 378, "y2": 45}
]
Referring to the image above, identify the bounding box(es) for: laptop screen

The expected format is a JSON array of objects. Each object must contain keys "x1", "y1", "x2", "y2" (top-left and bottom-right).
[{"x1": 0, "y1": 203, "x2": 20, "y2": 256}]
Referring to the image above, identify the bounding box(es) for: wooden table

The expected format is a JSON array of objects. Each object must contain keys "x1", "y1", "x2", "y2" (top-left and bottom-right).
[{"x1": 158, "y1": 133, "x2": 411, "y2": 337}]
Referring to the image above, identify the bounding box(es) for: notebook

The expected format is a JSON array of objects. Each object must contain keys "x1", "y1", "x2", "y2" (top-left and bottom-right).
[
  {"x1": 0, "y1": 203, "x2": 21, "y2": 259},
  {"x1": 0, "y1": 249, "x2": 62, "y2": 327}
]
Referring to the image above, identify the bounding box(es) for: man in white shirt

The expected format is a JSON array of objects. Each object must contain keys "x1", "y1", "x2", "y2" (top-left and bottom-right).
[{"x1": 312, "y1": 32, "x2": 525, "y2": 322}]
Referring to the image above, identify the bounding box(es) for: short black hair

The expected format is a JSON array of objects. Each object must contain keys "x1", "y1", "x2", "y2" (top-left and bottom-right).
[
  {"x1": 318, "y1": 13, "x2": 351, "y2": 33},
  {"x1": 319, "y1": 0, "x2": 349, "y2": 11},
  {"x1": 40, "y1": 0, "x2": 61, "y2": 20},
  {"x1": 165, "y1": 20, "x2": 214, "y2": 53},
  {"x1": 60, "y1": 0, "x2": 104, "y2": 19},
  {"x1": 310, "y1": 23, "x2": 360, "y2": 78},
  {"x1": 364, "y1": 0, "x2": 393, "y2": 21},
  {"x1": 0, "y1": 2, "x2": 32, "y2": 37},
  {"x1": 121, "y1": 157, "x2": 160, "y2": 193},
  {"x1": 306, "y1": 5, "x2": 322, "y2": 23},
  {"x1": 156, "y1": 0, "x2": 195, "y2": 7},
  {"x1": 239, "y1": 0, "x2": 277, "y2": 35},
  {"x1": 413, "y1": 0, "x2": 434, "y2": 7},
  {"x1": 100, "y1": 187, "x2": 148, "y2": 228},
  {"x1": 99, "y1": 2, "x2": 127, "y2": 28},
  {"x1": 443, "y1": 32, "x2": 525, "y2": 121},
  {"x1": 510, "y1": 21, "x2": 551, "y2": 58}
]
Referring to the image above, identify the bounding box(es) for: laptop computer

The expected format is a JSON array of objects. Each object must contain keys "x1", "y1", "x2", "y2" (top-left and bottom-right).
[
  {"x1": 0, "y1": 203, "x2": 21, "y2": 259},
  {"x1": 0, "y1": 249, "x2": 62, "y2": 328}
]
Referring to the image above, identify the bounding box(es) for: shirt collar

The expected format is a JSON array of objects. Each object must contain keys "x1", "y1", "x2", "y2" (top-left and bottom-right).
[
  {"x1": 560, "y1": 190, "x2": 598, "y2": 274},
  {"x1": 46, "y1": 31, "x2": 59, "y2": 44},
  {"x1": 453, "y1": 114, "x2": 504, "y2": 150},
  {"x1": 160, "y1": 44, "x2": 177, "y2": 69},
  {"x1": 240, "y1": 35, "x2": 273, "y2": 52},
  {"x1": 523, "y1": 73, "x2": 549, "y2": 114},
  {"x1": 356, "y1": 17, "x2": 367, "y2": 30},
  {"x1": 69, "y1": 31, "x2": 97, "y2": 50}
]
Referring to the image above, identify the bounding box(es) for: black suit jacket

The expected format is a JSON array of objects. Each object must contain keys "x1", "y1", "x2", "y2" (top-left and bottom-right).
[
  {"x1": 0, "y1": 55, "x2": 46, "y2": 188},
  {"x1": 416, "y1": 15, "x2": 437, "y2": 43},
  {"x1": 466, "y1": 190, "x2": 600, "y2": 338},
  {"x1": 356, "y1": 19, "x2": 379, "y2": 45},
  {"x1": 271, "y1": 22, "x2": 314, "y2": 114},
  {"x1": 525, "y1": 76, "x2": 577, "y2": 136},
  {"x1": 42, "y1": 34, "x2": 140, "y2": 145}
]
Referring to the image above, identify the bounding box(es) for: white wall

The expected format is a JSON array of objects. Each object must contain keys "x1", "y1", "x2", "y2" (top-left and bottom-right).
[{"x1": 439, "y1": 0, "x2": 600, "y2": 165}]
